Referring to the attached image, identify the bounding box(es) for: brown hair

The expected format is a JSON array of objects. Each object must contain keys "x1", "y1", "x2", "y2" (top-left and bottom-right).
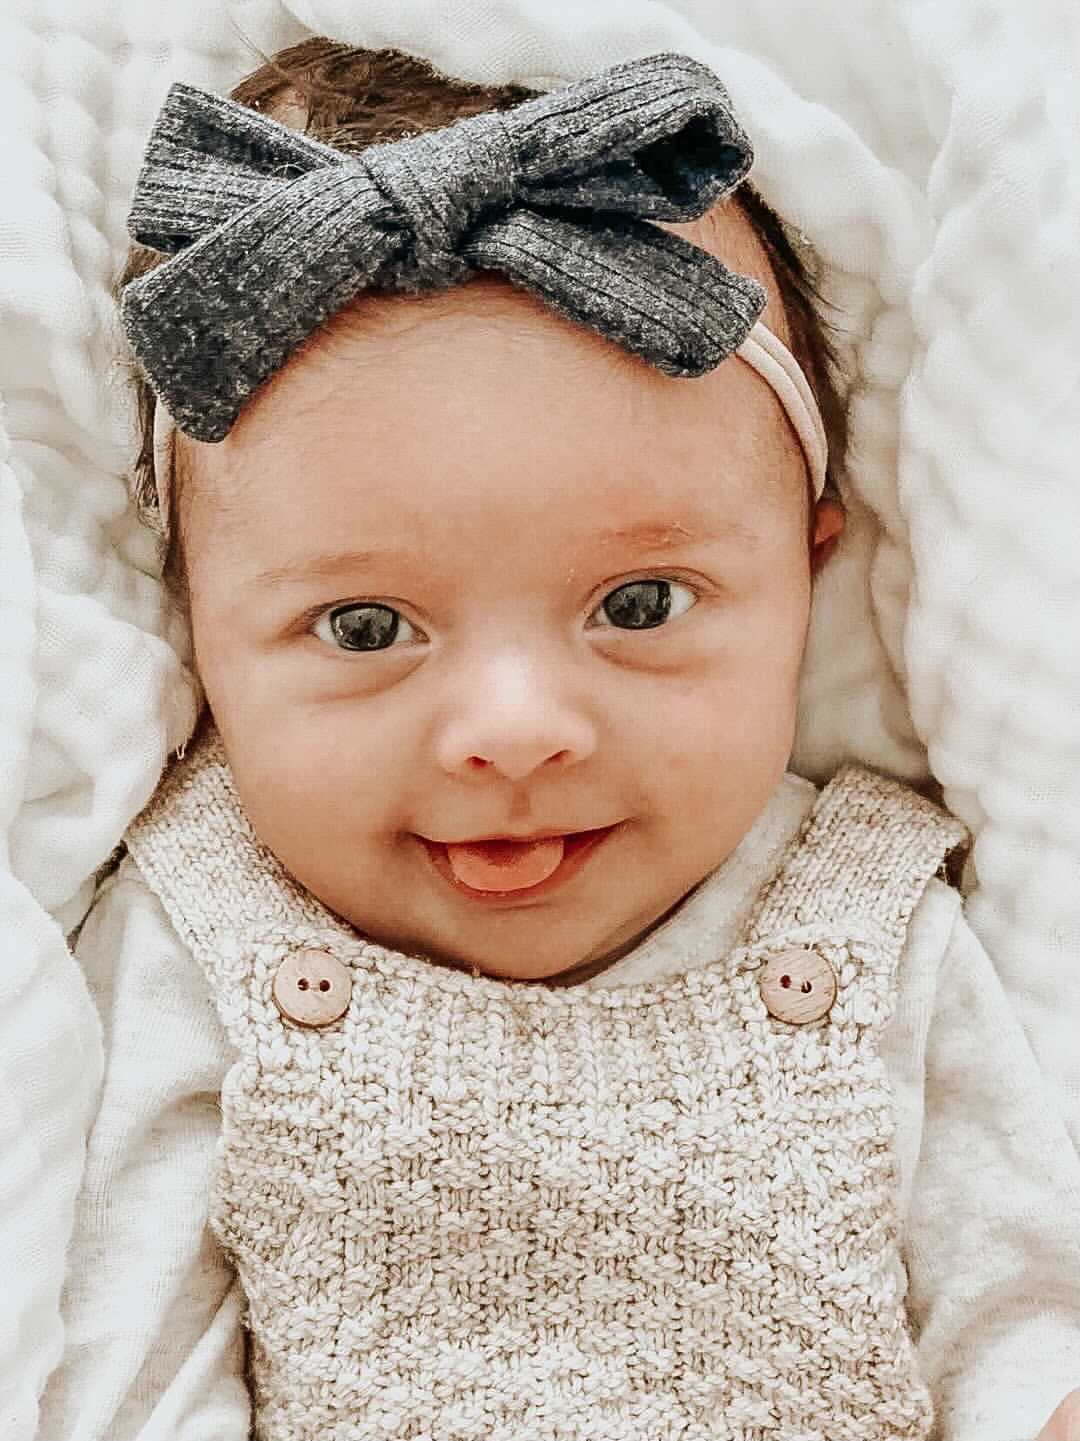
[{"x1": 110, "y1": 36, "x2": 849, "y2": 610}]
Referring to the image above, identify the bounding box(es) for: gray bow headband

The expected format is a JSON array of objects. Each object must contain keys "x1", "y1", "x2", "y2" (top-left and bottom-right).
[{"x1": 121, "y1": 51, "x2": 827, "y2": 510}]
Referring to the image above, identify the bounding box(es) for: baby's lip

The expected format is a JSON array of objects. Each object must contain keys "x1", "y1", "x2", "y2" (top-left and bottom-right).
[{"x1": 427, "y1": 825, "x2": 613, "y2": 844}]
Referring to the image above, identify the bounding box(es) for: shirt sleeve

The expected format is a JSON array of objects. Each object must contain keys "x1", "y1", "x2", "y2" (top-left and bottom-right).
[
  {"x1": 901, "y1": 895, "x2": 1080, "y2": 1441},
  {"x1": 37, "y1": 857, "x2": 252, "y2": 1441}
]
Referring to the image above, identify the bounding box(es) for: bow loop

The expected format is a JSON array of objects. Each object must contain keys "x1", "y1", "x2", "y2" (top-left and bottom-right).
[
  {"x1": 126, "y1": 80, "x2": 354, "y2": 255},
  {"x1": 505, "y1": 52, "x2": 753, "y2": 218}
]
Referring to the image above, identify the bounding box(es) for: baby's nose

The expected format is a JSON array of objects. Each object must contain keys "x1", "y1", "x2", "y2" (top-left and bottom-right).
[{"x1": 433, "y1": 662, "x2": 597, "y2": 781}]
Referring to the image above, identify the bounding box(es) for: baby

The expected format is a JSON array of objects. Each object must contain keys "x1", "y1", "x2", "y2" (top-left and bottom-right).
[{"x1": 42, "y1": 37, "x2": 1080, "y2": 1441}]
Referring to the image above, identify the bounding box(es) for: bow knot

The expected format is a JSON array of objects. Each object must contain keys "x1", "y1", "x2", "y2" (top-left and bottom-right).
[
  {"x1": 361, "y1": 113, "x2": 518, "y2": 288},
  {"x1": 121, "y1": 52, "x2": 767, "y2": 443}
]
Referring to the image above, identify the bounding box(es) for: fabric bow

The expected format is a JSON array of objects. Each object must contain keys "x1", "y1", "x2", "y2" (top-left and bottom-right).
[{"x1": 120, "y1": 51, "x2": 767, "y2": 444}]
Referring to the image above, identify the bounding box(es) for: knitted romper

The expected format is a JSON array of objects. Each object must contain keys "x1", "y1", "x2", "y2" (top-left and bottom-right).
[{"x1": 124, "y1": 709, "x2": 970, "y2": 1441}]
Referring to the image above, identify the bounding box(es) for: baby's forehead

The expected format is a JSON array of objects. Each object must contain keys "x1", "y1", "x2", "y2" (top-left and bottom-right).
[
  {"x1": 189, "y1": 312, "x2": 794, "y2": 560},
  {"x1": 191, "y1": 341, "x2": 786, "y2": 550}
]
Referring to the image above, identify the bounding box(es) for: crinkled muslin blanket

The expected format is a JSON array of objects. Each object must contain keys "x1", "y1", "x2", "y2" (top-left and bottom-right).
[{"x1": 1, "y1": 0, "x2": 1078, "y2": 1433}]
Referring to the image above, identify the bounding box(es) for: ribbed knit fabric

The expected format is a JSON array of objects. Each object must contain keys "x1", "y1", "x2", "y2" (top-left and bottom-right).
[{"x1": 123, "y1": 709, "x2": 970, "y2": 1441}]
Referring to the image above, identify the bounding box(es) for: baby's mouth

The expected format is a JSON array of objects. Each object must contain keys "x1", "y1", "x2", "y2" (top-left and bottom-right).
[
  {"x1": 418, "y1": 826, "x2": 619, "y2": 900},
  {"x1": 443, "y1": 835, "x2": 567, "y2": 891}
]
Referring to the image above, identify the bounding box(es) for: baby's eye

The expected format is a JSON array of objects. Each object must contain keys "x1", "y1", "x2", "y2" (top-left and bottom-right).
[
  {"x1": 313, "y1": 603, "x2": 419, "y2": 652},
  {"x1": 589, "y1": 577, "x2": 697, "y2": 631},
  {"x1": 310, "y1": 578, "x2": 698, "y2": 653}
]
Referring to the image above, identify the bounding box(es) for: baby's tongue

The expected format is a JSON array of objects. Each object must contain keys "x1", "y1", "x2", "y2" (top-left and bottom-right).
[{"x1": 445, "y1": 835, "x2": 566, "y2": 891}]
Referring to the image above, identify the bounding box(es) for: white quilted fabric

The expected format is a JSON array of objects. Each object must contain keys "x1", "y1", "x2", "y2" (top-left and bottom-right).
[{"x1": 0, "y1": 0, "x2": 1077, "y2": 1435}]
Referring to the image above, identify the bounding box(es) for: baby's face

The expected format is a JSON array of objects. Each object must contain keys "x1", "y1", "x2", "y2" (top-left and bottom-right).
[{"x1": 181, "y1": 204, "x2": 829, "y2": 985}]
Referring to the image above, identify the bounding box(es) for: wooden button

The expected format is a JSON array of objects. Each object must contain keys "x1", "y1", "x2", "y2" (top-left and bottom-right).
[
  {"x1": 272, "y1": 949, "x2": 352, "y2": 1028},
  {"x1": 758, "y1": 947, "x2": 836, "y2": 1025}
]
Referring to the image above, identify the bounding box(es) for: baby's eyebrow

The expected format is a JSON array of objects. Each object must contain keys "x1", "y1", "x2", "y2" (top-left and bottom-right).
[
  {"x1": 594, "y1": 519, "x2": 759, "y2": 552},
  {"x1": 247, "y1": 518, "x2": 758, "y2": 590}
]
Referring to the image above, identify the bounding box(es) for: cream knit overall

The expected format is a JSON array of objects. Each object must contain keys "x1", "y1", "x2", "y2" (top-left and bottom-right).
[{"x1": 125, "y1": 710, "x2": 970, "y2": 1441}]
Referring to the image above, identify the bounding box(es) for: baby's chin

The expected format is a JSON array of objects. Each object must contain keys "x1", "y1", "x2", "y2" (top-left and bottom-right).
[{"x1": 331, "y1": 869, "x2": 695, "y2": 989}]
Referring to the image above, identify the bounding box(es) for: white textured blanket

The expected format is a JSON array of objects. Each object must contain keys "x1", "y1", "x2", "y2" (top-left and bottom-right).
[{"x1": 1, "y1": 0, "x2": 1078, "y2": 1434}]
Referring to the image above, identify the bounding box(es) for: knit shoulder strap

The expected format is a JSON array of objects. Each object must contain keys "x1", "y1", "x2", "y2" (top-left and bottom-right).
[{"x1": 729, "y1": 761, "x2": 971, "y2": 1005}]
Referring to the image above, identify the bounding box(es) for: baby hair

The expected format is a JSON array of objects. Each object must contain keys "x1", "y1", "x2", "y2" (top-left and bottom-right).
[{"x1": 111, "y1": 36, "x2": 850, "y2": 612}]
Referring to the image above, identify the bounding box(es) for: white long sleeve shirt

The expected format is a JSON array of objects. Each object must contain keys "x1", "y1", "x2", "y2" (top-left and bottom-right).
[{"x1": 39, "y1": 769, "x2": 1080, "y2": 1441}]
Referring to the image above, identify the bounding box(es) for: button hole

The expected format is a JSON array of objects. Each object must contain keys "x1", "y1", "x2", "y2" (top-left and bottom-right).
[
  {"x1": 780, "y1": 975, "x2": 791, "y2": 988},
  {"x1": 801, "y1": 980, "x2": 812, "y2": 993},
  {"x1": 319, "y1": 979, "x2": 330, "y2": 992},
  {"x1": 297, "y1": 978, "x2": 309, "y2": 990}
]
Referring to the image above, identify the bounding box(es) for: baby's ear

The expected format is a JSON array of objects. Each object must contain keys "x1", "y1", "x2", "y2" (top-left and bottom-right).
[{"x1": 809, "y1": 498, "x2": 845, "y2": 575}]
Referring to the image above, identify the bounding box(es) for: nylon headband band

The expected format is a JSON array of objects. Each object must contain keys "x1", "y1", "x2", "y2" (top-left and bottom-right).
[{"x1": 150, "y1": 318, "x2": 828, "y2": 536}]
